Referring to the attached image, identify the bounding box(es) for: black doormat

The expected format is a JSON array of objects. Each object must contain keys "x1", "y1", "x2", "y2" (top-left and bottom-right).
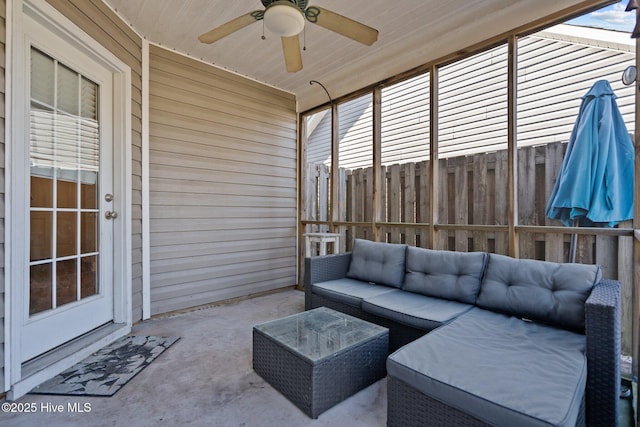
[{"x1": 30, "y1": 335, "x2": 180, "y2": 397}]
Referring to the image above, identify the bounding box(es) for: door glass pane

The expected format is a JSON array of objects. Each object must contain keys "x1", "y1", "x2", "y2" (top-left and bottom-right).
[
  {"x1": 81, "y1": 255, "x2": 98, "y2": 299},
  {"x1": 31, "y1": 49, "x2": 54, "y2": 106},
  {"x1": 81, "y1": 77, "x2": 98, "y2": 120},
  {"x1": 29, "y1": 46, "x2": 101, "y2": 315},
  {"x1": 57, "y1": 178, "x2": 77, "y2": 209},
  {"x1": 81, "y1": 181, "x2": 97, "y2": 209},
  {"x1": 56, "y1": 212, "x2": 77, "y2": 257},
  {"x1": 57, "y1": 63, "x2": 79, "y2": 115},
  {"x1": 56, "y1": 259, "x2": 77, "y2": 307},
  {"x1": 81, "y1": 212, "x2": 97, "y2": 253},
  {"x1": 30, "y1": 211, "x2": 52, "y2": 261},
  {"x1": 30, "y1": 263, "x2": 52, "y2": 315},
  {"x1": 31, "y1": 176, "x2": 53, "y2": 208},
  {"x1": 80, "y1": 77, "x2": 99, "y2": 210}
]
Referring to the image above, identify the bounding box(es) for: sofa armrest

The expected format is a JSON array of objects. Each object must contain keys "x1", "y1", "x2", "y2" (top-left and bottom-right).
[
  {"x1": 585, "y1": 279, "x2": 621, "y2": 426},
  {"x1": 303, "y1": 253, "x2": 352, "y2": 310}
]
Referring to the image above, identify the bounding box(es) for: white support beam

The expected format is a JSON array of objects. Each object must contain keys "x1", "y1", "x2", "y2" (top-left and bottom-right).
[{"x1": 141, "y1": 39, "x2": 151, "y2": 320}]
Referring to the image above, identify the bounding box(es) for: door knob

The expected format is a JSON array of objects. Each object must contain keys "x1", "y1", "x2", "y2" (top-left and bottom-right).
[
  {"x1": 105, "y1": 193, "x2": 114, "y2": 202},
  {"x1": 105, "y1": 211, "x2": 118, "y2": 220}
]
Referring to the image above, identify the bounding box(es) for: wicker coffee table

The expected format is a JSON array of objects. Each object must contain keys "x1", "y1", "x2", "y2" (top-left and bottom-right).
[{"x1": 253, "y1": 307, "x2": 389, "y2": 418}]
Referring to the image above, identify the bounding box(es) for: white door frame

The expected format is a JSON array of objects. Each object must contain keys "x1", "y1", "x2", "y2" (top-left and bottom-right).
[{"x1": 5, "y1": 0, "x2": 132, "y2": 398}]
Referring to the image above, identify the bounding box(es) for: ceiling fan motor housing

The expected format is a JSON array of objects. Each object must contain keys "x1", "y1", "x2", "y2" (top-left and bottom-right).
[
  {"x1": 264, "y1": 0, "x2": 306, "y2": 37},
  {"x1": 261, "y1": 0, "x2": 308, "y2": 10}
]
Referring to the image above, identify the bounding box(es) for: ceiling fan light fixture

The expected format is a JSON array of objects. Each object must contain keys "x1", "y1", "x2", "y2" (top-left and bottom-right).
[{"x1": 264, "y1": 2, "x2": 305, "y2": 37}]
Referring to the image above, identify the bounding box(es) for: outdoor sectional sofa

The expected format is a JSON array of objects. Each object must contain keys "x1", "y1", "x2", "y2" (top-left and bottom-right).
[{"x1": 303, "y1": 238, "x2": 621, "y2": 427}]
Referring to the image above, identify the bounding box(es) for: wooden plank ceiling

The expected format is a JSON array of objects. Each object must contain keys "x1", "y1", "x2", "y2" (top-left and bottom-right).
[{"x1": 104, "y1": 0, "x2": 609, "y2": 112}]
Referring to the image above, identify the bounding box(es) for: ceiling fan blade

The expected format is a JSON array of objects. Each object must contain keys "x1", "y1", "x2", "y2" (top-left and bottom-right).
[
  {"x1": 281, "y1": 35, "x2": 303, "y2": 73},
  {"x1": 198, "y1": 12, "x2": 260, "y2": 44},
  {"x1": 310, "y1": 7, "x2": 378, "y2": 46}
]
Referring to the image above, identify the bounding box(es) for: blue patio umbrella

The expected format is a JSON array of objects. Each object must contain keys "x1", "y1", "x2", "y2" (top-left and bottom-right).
[{"x1": 545, "y1": 80, "x2": 634, "y2": 260}]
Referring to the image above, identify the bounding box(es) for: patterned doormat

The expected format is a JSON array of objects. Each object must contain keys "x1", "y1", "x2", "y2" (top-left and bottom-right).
[{"x1": 30, "y1": 335, "x2": 180, "y2": 397}]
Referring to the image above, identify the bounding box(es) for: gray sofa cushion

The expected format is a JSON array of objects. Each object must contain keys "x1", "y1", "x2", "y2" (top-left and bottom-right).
[
  {"x1": 312, "y1": 278, "x2": 397, "y2": 308},
  {"x1": 387, "y1": 308, "x2": 587, "y2": 427},
  {"x1": 476, "y1": 253, "x2": 601, "y2": 331},
  {"x1": 403, "y1": 247, "x2": 487, "y2": 304},
  {"x1": 346, "y1": 239, "x2": 407, "y2": 288},
  {"x1": 361, "y1": 289, "x2": 473, "y2": 331}
]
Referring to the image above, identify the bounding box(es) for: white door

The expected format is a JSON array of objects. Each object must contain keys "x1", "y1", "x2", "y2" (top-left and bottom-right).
[{"x1": 21, "y1": 23, "x2": 116, "y2": 362}]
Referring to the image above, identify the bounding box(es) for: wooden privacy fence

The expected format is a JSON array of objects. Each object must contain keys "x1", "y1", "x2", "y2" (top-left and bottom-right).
[{"x1": 304, "y1": 140, "x2": 634, "y2": 354}]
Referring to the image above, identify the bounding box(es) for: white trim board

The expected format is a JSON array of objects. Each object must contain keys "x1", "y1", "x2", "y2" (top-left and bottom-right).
[
  {"x1": 142, "y1": 38, "x2": 150, "y2": 320},
  {"x1": 4, "y1": 0, "x2": 15, "y2": 393}
]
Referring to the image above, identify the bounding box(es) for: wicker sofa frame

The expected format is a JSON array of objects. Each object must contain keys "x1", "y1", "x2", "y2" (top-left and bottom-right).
[{"x1": 304, "y1": 252, "x2": 621, "y2": 427}]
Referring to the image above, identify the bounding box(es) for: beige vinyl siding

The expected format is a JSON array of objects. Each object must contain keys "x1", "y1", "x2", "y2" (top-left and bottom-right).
[
  {"x1": 0, "y1": 0, "x2": 5, "y2": 392},
  {"x1": 307, "y1": 27, "x2": 635, "y2": 169},
  {"x1": 305, "y1": 110, "x2": 331, "y2": 165},
  {"x1": 45, "y1": 0, "x2": 144, "y2": 321},
  {"x1": 338, "y1": 95, "x2": 373, "y2": 168},
  {"x1": 381, "y1": 73, "x2": 430, "y2": 164},
  {"x1": 518, "y1": 34, "x2": 635, "y2": 147},
  {"x1": 148, "y1": 45, "x2": 297, "y2": 316}
]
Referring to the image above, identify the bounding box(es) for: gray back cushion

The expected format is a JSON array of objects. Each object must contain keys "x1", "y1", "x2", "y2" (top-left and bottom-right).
[
  {"x1": 346, "y1": 239, "x2": 407, "y2": 288},
  {"x1": 403, "y1": 247, "x2": 487, "y2": 304},
  {"x1": 476, "y1": 253, "x2": 601, "y2": 331}
]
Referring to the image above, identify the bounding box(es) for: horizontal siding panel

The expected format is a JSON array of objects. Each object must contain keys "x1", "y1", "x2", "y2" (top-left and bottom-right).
[
  {"x1": 150, "y1": 163, "x2": 295, "y2": 189},
  {"x1": 149, "y1": 45, "x2": 296, "y2": 315},
  {"x1": 151, "y1": 192, "x2": 294, "y2": 209},
  {"x1": 151, "y1": 205, "x2": 295, "y2": 220},
  {"x1": 149, "y1": 52, "x2": 294, "y2": 108},
  {"x1": 150, "y1": 276, "x2": 292, "y2": 316},
  {"x1": 149, "y1": 80, "x2": 295, "y2": 133},
  {"x1": 150, "y1": 109, "x2": 294, "y2": 152},
  {"x1": 381, "y1": 74, "x2": 430, "y2": 165},
  {"x1": 87, "y1": 0, "x2": 141, "y2": 47},
  {"x1": 149, "y1": 67, "x2": 295, "y2": 122},
  {"x1": 151, "y1": 227, "x2": 295, "y2": 247},
  {"x1": 151, "y1": 238, "x2": 294, "y2": 261},
  {"x1": 151, "y1": 178, "x2": 295, "y2": 199},
  {"x1": 152, "y1": 263, "x2": 295, "y2": 296},
  {"x1": 149, "y1": 145, "x2": 295, "y2": 177},
  {"x1": 150, "y1": 95, "x2": 295, "y2": 140},
  {"x1": 150, "y1": 123, "x2": 295, "y2": 158},
  {"x1": 338, "y1": 94, "x2": 374, "y2": 169},
  {"x1": 439, "y1": 45, "x2": 507, "y2": 159},
  {"x1": 151, "y1": 246, "x2": 295, "y2": 275},
  {"x1": 152, "y1": 265, "x2": 295, "y2": 305},
  {"x1": 150, "y1": 217, "x2": 294, "y2": 233},
  {"x1": 46, "y1": 0, "x2": 142, "y2": 74}
]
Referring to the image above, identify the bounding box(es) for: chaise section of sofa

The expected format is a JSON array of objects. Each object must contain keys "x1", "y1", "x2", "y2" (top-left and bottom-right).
[
  {"x1": 388, "y1": 307, "x2": 589, "y2": 427},
  {"x1": 386, "y1": 252, "x2": 620, "y2": 427}
]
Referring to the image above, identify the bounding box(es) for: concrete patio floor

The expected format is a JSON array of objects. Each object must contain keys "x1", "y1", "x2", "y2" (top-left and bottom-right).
[
  {"x1": 1, "y1": 289, "x2": 386, "y2": 427},
  {"x1": 1, "y1": 287, "x2": 635, "y2": 427}
]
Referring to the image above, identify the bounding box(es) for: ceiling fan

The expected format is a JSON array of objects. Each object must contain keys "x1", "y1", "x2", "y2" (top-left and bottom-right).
[{"x1": 198, "y1": 0, "x2": 379, "y2": 73}]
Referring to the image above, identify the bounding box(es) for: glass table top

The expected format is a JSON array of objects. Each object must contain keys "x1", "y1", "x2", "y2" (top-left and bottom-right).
[{"x1": 254, "y1": 307, "x2": 388, "y2": 363}]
